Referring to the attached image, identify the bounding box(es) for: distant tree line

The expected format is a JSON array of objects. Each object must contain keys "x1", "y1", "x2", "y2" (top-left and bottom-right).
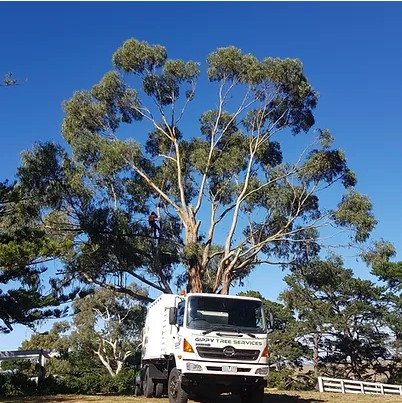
[{"x1": 243, "y1": 245, "x2": 402, "y2": 389}]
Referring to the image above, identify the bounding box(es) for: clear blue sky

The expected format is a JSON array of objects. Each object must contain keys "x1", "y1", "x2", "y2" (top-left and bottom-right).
[{"x1": 1, "y1": 2, "x2": 402, "y2": 350}]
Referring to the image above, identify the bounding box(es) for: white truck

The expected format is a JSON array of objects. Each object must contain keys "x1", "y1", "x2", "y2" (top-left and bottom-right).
[{"x1": 134, "y1": 292, "x2": 269, "y2": 403}]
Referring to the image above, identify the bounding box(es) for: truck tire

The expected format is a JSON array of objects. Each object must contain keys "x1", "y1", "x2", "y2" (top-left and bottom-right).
[
  {"x1": 143, "y1": 367, "x2": 154, "y2": 398},
  {"x1": 155, "y1": 382, "x2": 164, "y2": 398},
  {"x1": 168, "y1": 368, "x2": 188, "y2": 403}
]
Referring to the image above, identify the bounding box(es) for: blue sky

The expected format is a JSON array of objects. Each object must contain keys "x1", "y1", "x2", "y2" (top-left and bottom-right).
[{"x1": 1, "y1": 2, "x2": 402, "y2": 350}]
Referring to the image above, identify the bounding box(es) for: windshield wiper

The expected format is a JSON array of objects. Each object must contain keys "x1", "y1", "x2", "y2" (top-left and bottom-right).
[
  {"x1": 202, "y1": 326, "x2": 257, "y2": 338},
  {"x1": 245, "y1": 332, "x2": 256, "y2": 338},
  {"x1": 202, "y1": 326, "x2": 228, "y2": 335}
]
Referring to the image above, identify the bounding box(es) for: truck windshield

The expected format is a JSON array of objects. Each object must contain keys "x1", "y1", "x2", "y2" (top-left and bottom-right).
[{"x1": 186, "y1": 296, "x2": 266, "y2": 334}]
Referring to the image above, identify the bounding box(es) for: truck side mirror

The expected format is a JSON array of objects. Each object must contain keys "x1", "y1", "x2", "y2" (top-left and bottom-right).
[{"x1": 168, "y1": 307, "x2": 177, "y2": 325}]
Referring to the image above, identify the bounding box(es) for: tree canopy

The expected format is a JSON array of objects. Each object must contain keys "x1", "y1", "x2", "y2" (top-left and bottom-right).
[
  {"x1": 71, "y1": 287, "x2": 145, "y2": 376},
  {"x1": 3, "y1": 38, "x2": 377, "y2": 301},
  {"x1": 281, "y1": 256, "x2": 388, "y2": 380},
  {"x1": 0, "y1": 180, "x2": 70, "y2": 332}
]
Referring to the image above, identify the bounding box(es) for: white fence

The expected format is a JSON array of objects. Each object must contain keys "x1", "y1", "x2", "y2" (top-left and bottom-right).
[{"x1": 318, "y1": 376, "x2": 402, "y2": 396}]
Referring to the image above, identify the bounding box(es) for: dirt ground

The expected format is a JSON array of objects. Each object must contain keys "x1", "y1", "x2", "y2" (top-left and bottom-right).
[{"x1": 2, "y1": 390, "x2": 402, "y2": 403}]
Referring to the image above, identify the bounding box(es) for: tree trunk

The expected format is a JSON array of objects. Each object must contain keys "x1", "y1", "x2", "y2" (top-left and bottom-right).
[
  {"x1": 221, "y1": 273, "x2": 230, "y2": 295},
  {"x1": 184, "y1": 215, "x2": 204, "y2": 293},
  {"x1": 94, "y1": 350, "x2": 116, "y2": 377},
  {"x1": 313, "y1": 331, "x2": 319, "y2": 378},
  {"x1": 188, "y1": 263, "x2": 203, "y2": 293},
  {"x1": 115, "y1": 360, "x2": 124, "y2": 375}
]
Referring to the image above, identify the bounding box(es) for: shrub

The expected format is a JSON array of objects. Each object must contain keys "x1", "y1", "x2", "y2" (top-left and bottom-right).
[
  {"x1": 111, "y1": 369, "x2": 136, "y2": 394},
  {"x1": 0, "y1": 367, "x2": 137, "y2": 396},
  {"x1": 0, "y1": 372, "x2": 37, "y2": 396},
  {"x1": 38, "y1": 375, "x2": 72, "y2": 395},
  {"x1": 63, "y1": 372, "x2": 103, "y2": 395},
  {"x1": 41, "y1": 368, "x2": 136, "y2": 395}
]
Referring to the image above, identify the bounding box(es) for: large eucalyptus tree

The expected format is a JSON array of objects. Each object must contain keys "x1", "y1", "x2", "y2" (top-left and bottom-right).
[{"x1": 17, "y1": 38, "x2": 376, "y2": 295}]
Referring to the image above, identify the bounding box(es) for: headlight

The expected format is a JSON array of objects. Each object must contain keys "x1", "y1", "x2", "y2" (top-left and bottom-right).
[
  {"x1": 186, "y1": 362, "x2": 203, "y2": 371},
  {"x1": 255, "y1": 367, "x2": 269, "y2": 375}
]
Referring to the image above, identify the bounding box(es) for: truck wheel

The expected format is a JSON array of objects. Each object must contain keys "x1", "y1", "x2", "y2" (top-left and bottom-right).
[
  {"x1": 143, "y1": 367, "x2": 154, "y2": 398},
  {"x1": 168, "y1": 368, "x2": 188, "y2": 403},
  {"x1": 155, "y1": 382, "x2": 164, "y2": 398}
]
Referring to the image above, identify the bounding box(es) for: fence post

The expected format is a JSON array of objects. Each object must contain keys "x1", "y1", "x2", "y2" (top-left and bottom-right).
[{"x1": 318, "y1": 377, "x2": 324, "y2": 393}]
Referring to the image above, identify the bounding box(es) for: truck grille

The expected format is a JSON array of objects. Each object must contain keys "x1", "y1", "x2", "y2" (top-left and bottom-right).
[{"x1": 196, "y1": 346, "x2": 260, "y2": 361}]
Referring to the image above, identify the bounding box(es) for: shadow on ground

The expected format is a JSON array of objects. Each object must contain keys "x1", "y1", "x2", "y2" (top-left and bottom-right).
[
  {"x1": 0, "y1": 393, "x2": 326, "y2": 403},
  {"x1": 265, "y1": 393, "x2": 325, "y2": 403},
  {"x1": 0, "y1": 397, "x2": 86, "y2": 403},
  {"x1": 0, "y1": 398, "x2": 71, "y2": 403},
  {"x1": 218, "y1": 392, "x2": 325, "y2": 403}
]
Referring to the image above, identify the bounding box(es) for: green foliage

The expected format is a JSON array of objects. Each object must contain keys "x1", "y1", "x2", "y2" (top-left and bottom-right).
[
  {"x1": 0, "y1": 372, "x2": 36, "y2": 397},
  {"x1": 0, "y1": 368, "x2": 136, "y2": 397},
  {"x1": 71, "y1": 287, "x2": 145, "y2": 376},
  {"x1": 1, "y1": 360, "x2": 33, "y2": 376},
  {"x1": 44, "y1": 368, "x2": 136, "y2": 395},
  {"x1": 11, "y1": 139, "x2": 179, "y2": 301},
  {"x1": 300, "y1": 149, "x2": 356, "y2": 187},
  {"x1": 388, "y1": 360, "x2": 402, "y2": 385},
  {"x1": 102, "y1": 368, "x2": 136, "y2": 394},
  {"x1": 113, "y1": 38, "x2": 168, "y2": 73},
  {"x1": 281, "y1": 257, "x2": 389, "y2": 380},
  {"x1": 363, "y1": 241, "x2": 402, "y2": 365},
  {"x1": 112, "y1": 38, "x2": 199, "y2": 107},
  {"x1": 363, "y1": 241, "x2": 402, "y2": 285},
  {"x1": 0, "y1": 178, "x2": 70, "y2": 332},
  {"x1": 47, "y1": 368, "x2": 136, "y2": 396},
  {"x1": 334, "y1": 190, "x2": 377, "y2": 242},
  {"x1": 63, "y1": 372, "x2": 103, "y2": 395}
]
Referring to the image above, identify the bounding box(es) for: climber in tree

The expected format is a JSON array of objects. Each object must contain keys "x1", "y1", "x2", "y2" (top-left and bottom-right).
[{"x1": 148, "y1": 211, "x2": 159, "y2": 238}]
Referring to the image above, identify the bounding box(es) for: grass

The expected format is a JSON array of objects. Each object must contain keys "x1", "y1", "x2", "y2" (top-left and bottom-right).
[{"x1": 2, "y1": 390, "x2": 402, "y2": 403}]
